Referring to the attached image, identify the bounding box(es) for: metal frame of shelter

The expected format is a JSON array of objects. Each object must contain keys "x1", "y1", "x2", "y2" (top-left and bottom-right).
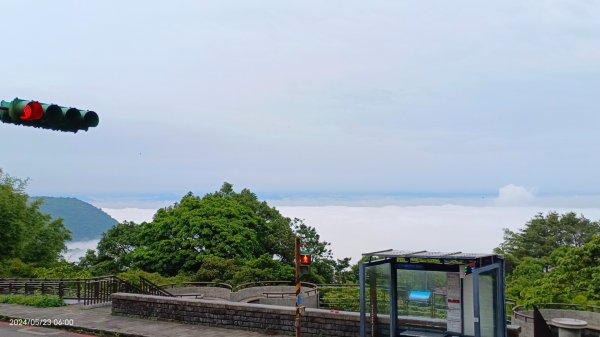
[{"x1": 359, "y1": 249, "x2": 506, "y2": 337}]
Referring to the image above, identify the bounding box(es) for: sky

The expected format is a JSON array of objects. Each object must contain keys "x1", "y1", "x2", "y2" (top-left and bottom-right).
[{"x1": 2, "y1": 1, "x2": 600, "y2": 260}]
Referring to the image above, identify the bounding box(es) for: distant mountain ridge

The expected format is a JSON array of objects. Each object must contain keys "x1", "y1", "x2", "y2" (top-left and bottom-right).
[{"x1": 32, "y1": 197, "x2": 118, "y2": 241}]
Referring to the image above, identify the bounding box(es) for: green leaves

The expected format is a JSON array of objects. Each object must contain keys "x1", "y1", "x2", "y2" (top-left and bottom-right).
[
  {"x1": 506, "y1": 235, "x2": 600, "y2": 306},
  {"x1": 501, "y1": 212, "x2": 600, "y2": 305},
  {"x1": 87, "y1": 183, "x2": 351, "y2": 285},
  {"x1": 497, "y1": 212, "x2": 600, "y2": 271},
  {"x1": 0, "y1": 169, "x2": 71, "y2": 267}
]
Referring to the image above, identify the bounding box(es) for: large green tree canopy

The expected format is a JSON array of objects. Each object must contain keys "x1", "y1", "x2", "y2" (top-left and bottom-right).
[
  {"x1": 498, "y1": 212, "x2": 600, "y2": 305},
  {"x1": 88, "y1": 183, "x2": 349, "y2": 284},
  {"x1": 496, "y1": 212, "x2": 600, "y2": 271},
  {"x1": 506, "y1": 235, "x2": 600, "y2": 305},
  {"x1": 0, "y1": 169, "x2": 71, "y2": 267}
]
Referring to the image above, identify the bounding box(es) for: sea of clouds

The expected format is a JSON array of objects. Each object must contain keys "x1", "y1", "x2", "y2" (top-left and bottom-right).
[{"x1": 65, "y1": 185, "x2": 600, "y2": 263}]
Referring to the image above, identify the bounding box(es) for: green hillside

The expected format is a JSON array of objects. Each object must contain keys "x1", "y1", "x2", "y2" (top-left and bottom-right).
[{"x1": 32, "y1": 197, "x2": 118, "y2": 241}]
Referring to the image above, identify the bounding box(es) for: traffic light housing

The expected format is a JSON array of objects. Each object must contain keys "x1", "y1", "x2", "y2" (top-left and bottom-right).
[
  {"x1": 462, "y1": 262, "x2": 476, "y2": 276},
  {"x1": 0, "y1": 97, "x2": 99, "y2": 133},
  {"x1": 299, "y1": 250, "x2": 312, "y2": 276}
]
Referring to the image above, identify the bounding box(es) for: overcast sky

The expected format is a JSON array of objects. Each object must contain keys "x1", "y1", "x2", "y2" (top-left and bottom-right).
[{"x1": 2, "y1": 1, "x2": 600, "y2": 206}]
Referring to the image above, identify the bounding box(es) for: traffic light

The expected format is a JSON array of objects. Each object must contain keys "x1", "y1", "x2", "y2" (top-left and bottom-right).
[
  {"x1": 0, "y1": 97, "x2": 99, "y2": 133},
  {"x1": 300, "y1": 252, "x2": 311, "y2": 266},
  {"x1": 463, "y1": 262, "x2": 476, "y2": 276},
  {"x1": 299, "y1": 250, "x2": 312, "y2": 276}
]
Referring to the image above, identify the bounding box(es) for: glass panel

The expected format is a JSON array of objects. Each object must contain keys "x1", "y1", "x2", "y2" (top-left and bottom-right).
[
  {"x1": 397, "y1": 270, "x2": 448, "y2": 320},
  {"x1": 478, "y1": 269, "x2": 498, "y2": 337},
  {"x1": 365, "y1": 263, "x2": 391, "y2": 336}
]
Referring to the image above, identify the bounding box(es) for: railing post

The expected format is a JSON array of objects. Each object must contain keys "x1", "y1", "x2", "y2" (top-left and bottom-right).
[
  {"x1": 58, "y1": 279, "x2": 64, "y2": 298},
  {"x1": 94, "y1": 280, "x2": 99, "y2": 304},
  {"x1": 77, "y1": 279, "x2": 81, "y2": 302}
]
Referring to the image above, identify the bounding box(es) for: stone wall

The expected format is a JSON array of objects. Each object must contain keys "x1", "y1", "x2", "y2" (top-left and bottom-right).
[
  {"x1": 112, "y1": 293, "x2": 359, "y2": 336},
  {"x1": 112, "y1": 293, "x2": 521, "y2": 337}
]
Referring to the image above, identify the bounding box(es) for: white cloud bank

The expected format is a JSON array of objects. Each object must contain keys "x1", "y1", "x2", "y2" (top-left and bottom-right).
[
  {"x1": 278, "y1": 204, "x2": 600, "y2": 262},
  {"x1": 494, "y1": 184, "x2": 535, "y2": 206},
  {"x1": 91, "y1": 197, "x2": 600, "y2": 264},
  {"x1": 102, "y1": 208, "x2": 158, "y2": 223}
]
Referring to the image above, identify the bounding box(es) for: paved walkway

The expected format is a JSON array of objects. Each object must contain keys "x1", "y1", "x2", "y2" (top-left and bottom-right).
[{"x1": 0, "y1": 303, "x2": 270, "y2": 337}]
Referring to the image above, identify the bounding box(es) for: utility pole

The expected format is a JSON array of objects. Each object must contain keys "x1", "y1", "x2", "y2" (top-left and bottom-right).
[{"x1": 295, "y1": 236, "x2": 302, "y2": 337}]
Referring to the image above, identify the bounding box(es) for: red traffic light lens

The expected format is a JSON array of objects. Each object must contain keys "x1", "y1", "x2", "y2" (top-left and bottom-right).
[
  {"x1": 21, "y1": 102, "x2": 44, "y2": 121},
  {"x1": 300, "y1": 254, "x2": 311, "y2": 265}
]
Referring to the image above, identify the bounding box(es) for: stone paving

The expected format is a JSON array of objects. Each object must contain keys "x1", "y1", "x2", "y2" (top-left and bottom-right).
[{"x1": 0, "y1": 303, "x2": 272, "y2": 337}]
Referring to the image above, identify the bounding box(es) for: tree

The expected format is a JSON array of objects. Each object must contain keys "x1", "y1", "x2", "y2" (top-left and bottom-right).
[
  {"x1": 88, "y1": 183, "x2": 350, "y2": 284},
  {"x1": 496, "y1": 212, "x2": 600, "y2": 271},
  {"x1": 292, "y1": 218, "x2": 353, "y2": 284},
  {"x1": 86, "y1": 221, "x2": 142, "y2": 274},
  {"x1": 231, "y1": 254, "x2": 295, "y2": 285},
  {"x1": 543, "y1": 235, "x2": 600, "y2": 304},
  {"x1": 0, "y1": 169, "x2": 71, "y2": 267},
  {"x1": 130, "y1": 191, "x2": 262, "y2": 275},
  {"x1": 194, "y1": 256, "x2": 240, "y2": 283}
]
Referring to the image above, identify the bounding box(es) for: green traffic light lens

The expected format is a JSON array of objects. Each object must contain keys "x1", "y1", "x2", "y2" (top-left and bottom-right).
[
  {"x1": 83, "y1": 110, "x2": 99, "y2": 127},
  {"x1": 64, "y1": 108, "x2": 81, "y2": 123},
  {"x1": 44, "y1": 104, "x2": 63, "y2": 122}
]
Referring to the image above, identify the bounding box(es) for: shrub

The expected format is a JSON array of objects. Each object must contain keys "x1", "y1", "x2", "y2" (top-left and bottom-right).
[
  {"x1": 117, "y1": 269, "x2": 191, "y2": 287},
  {"x1": 0, "y1": 294, "x2": 66, "y2": 307}
]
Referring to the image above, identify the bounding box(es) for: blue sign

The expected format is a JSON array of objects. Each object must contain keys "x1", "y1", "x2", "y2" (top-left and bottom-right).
[{"x1": 408, "y1": 290, "x2": 431, "y2": 301}]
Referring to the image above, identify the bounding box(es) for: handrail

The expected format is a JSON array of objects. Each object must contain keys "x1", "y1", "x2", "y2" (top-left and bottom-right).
[
  {"x1": 233, "y1": 280, "x2": 293, "y2": 291},
  {"x1": 158, "y1": 282, "x2": 233, "y2": 290},
  {"x1": 0, "y1": 276, "x2": 155, "y2": 306},
  {"x1": 233, "y1": 280, "x2": 318, "y2": 292},
  {"x1": 139, "y1": 276, "x2": 174, "y2": 297},
  {"x1": 263, "y1": 288, "x2": 319, "y2": 298}
]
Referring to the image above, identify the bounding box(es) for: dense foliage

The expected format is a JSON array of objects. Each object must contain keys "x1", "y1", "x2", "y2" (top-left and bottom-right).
[
  {"x1": 498, "y1": 212, "x2": 600, "y2": 305},
  {"x1": 0, "y1": 169, "x2": 71, "y2": 268},
  {"x1": 82, "y1": 183, "x2": 352, "y2": 285},
  {"x1": 4, "y1": 166, "x2": 598, "y2": 308},
  {"x1": 496, "y1": 212, "x2": 600, "y2": 272},
  {"x1": 0, "y1": 294, "x2": 66, "y2": 307},
  {"x1": 505, "y1": 235, "x2": 600, "y2": 305}
]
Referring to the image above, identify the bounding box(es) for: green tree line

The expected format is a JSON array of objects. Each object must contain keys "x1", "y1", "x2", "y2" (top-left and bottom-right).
[
  {"x1": 1, "y1": 168, "x2": 599, "y2": 306},
  {"x1": 495, "y1": 212, "x2": 600, "y2": 305},
  {"x1": 79, "y1": 182, "x2": 353, "y2": 285}
]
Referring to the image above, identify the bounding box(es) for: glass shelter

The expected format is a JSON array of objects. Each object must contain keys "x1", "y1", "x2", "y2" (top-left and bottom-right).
[{"x1": 359, "y1": 250, "x2": 506, "y2": 337}]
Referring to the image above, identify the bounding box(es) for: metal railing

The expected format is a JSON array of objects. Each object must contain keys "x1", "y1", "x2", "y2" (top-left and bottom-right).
[
  {"x1": 139, "y1": 276, "x2": 174, "y2": 297},
  {"x1": 82, "y1": 276, "x2": 141, "y2": 306},
  {"x1": 318, "y1": 284, "x2": 360, "y2": 311},
  {"x1": 159, "y1": 282, "x2": 233, "y2": 290},
  {"x1": 0, "y1": 276, "x2": 170, "y2": 306},
  {"x1": 233, "y1": 280, "x2": 318, "y2": 292},
  {"x1": 263, "y1": 288, "x2": 319, "y2": 298},
  {"x1": 0, "y1": 278, "x2": 86, "y2": 300}
]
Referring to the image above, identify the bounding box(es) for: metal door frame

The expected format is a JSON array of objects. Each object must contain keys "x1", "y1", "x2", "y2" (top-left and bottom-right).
[{"x1": 472, "y1": 263, "x2": 505, "y2": 337}]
